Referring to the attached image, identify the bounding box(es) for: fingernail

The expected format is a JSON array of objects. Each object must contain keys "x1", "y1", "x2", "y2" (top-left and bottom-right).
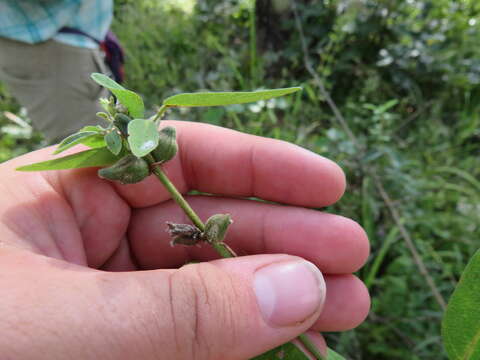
[{"x1": 253, "y1": 260, "x2": 326, "y2": 326}]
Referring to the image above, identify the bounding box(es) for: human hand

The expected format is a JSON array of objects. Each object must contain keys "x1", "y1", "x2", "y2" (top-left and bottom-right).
[{"x1": 0, "y1": 121, "x2": 369, "y2": 359}]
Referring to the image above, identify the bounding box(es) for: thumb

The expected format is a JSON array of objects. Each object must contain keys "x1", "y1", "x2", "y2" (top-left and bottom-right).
[{"x1": 114, "y1": 254, "x2": 326, "y2": 360}]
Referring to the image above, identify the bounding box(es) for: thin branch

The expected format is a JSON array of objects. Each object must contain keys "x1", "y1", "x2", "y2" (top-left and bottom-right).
[
  {"x1": 291, "y1": 0, "x2": 446, "y2": 311},
  {"x1": 146, "y1": 155, "x2": 236, "y2": 258}
]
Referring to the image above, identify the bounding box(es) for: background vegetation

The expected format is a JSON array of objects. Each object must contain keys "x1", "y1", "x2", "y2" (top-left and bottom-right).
[{"x1": 1, "y1": 0, "x2": 479, "y2": 358}]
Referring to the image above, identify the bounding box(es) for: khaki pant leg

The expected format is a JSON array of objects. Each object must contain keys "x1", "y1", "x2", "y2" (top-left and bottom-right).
[{"x1": 0, "y1": 37, "x2": 109, "y2": 143}]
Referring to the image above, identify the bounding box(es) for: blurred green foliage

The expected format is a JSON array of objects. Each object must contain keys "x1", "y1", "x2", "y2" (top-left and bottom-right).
[{"x1": 2, "y1": 0, "x2": 480, "y2": 358}]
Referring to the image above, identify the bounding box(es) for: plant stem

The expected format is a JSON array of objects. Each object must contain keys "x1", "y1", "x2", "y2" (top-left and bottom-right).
[
  {"x1": 147, "y1": 155, "x2": 235, "y2": 258},
  {"x1": 211, "y1": 242, "x2": 236, "y2": 258},
  {"x1": 152, "y1": 104, "x2": 168, "y2": 123},
  {"x1": 149, "y1": 158, "x2": 204, "y2": 229},
  {"x1": 148, "y1": 156, "x2": 322, "y2": 358},
  {"x1": 298, "y1": 334, "x2": 325, "y2": 360}
]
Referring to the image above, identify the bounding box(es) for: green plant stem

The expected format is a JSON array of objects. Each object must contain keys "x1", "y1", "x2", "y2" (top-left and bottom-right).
[
  {"x1": 152, "y1": 104, "x2": 168, "y2": 123},
  {"x1": 211, "y1": 241, "x2": 236, "y2": 258},
  {"x1": 148, "y1": 155, "x2": 322, "y2": 358},
  {"x1": 149, "y1": 159, "x2": 204, "y2": 229},
  {"x1": 298, "y1": 334, "x2": 325, "y2": 360},
  {"x1": 147, "y1": 155, "x2": 235, "y2": 258}
]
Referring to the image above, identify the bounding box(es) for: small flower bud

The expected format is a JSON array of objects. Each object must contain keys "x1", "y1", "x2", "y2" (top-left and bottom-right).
[
  {"x1": 152, "y1": 126, "x2": 178, "y2": 163},
  {"x1": 96, "y1": 112, "x2": 110, "y2": 122},
  {"x1": 100, "y1": 96, "x2": 117, "y2": 116},
  {"x1": 98, "y1": 154, "x2": 150, "y2": 184},
  {"x1": 99, "y1": 98, "x2": 111, "y2": 113},
  {"x1": 202, "y1": 214, "x2": 233, "y2": 244},
  {"x1": 115, "y1": 102, "x2": 128, "y2": 115}
]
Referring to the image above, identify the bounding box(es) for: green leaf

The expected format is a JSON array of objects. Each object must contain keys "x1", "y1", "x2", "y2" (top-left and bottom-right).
[
  {"x1": 251, "y1": 343, "x2": 344, "y2": 360},
  {"x1": 105, "y1": 130, "x2": 122, "y2": 155},
  {"x1": 16, "y1": 147, "x2": 122, "y2": 172},
  {"x1": 91, "y1": 73, "x2": 144, "y2": 118},
  {"x1": 76, "y1": 125, "x2": 107, "y2": 149},
  {"x1": 442, "y1": 249, "x2": 480, "y2": 360},
  {"x1": 251, "y1": 343, "x2": 309, "y2": 360},
  {"x1": 163, "y1": 87, "x2": 302, "y2": 107},
  {"x1": 127, "y1": 119, "x2": 159, "y2": 157},
  {"x1": 326, "y1": 348, "x2": 346, "y2": 360},
  {"x1": 81, "y1": 134, "x2": 106, "y2": 149},
  {"x1": 80, "y1": 125, "x2": 105, "y2": 133},
  {"x1": 54, "y1": 131, "x2": 100, "y2": 154}
]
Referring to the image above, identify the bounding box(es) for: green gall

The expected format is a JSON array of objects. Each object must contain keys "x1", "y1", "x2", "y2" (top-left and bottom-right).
[
  {"x1": 114, "y1": 113, "x2": 132, "y2": 136},
  {"x1": 98, "y1": 154, "x2": 150, "y2": 184},
  {"x1": 152, "y1": 126, "x2": 178, "y2": 163},
  {"x1": 202, "y1": 214, "x2": 233, "y2": 244}
]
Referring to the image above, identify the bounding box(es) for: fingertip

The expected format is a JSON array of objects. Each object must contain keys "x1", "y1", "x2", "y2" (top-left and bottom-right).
[
  {"x1": 318, "y1": 156, "x2": 346, "y2": 206},
  {"x1": 346, "y1": 275, "x2": 371, "y2": 329},
  {"x1": 341, "y1": 217, "x2": 370, "y2": 272},
  {"x1": 313, "y1": 274, "x2": 371, "y2": 331},
  {"x1": 275, "y1": 143, "x2": 347, "y2": 207}
]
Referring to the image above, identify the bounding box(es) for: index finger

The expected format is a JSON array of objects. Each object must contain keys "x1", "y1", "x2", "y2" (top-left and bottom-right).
[{"x1": 116, "y1": 121, "x2": 346, "y2": 208}]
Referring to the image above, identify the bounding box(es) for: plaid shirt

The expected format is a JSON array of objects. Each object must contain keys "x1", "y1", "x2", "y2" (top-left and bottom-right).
[{"x1": 0, "y1": 0, "x2": 113, "y2": 49}]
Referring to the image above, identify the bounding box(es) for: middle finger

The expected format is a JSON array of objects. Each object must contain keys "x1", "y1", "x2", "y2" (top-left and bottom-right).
[{"x1": 129, "y1": 196, "x2": 369, "y2": 273}]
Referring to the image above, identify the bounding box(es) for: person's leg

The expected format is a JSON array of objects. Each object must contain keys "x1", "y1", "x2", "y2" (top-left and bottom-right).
[{"x1": 0, "y1": 37, "x2": 108, "y2": 143}]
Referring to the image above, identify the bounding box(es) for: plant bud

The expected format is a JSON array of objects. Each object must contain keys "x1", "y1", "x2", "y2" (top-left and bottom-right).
[
  {"x1": 99, "y1": 98, "x2": 111, "y2": 113},
  {"x1": 98, "y1": 154, "x2": 150, "y2": 184},
  {"x1": 202, "y1": 214, "x2": 233, "y2": 244},
  {"x1": 114, "y1": 113, "x2": 132, "y2": 136},
  {"x1": 151, "y1": 126, "x2": 178, "y2": 163},
  {"x1": 115, "y1": 102, "x2": 128, "y2": 115}
]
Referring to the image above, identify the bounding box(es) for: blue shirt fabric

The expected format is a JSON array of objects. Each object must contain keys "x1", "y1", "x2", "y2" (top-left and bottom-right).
[{"x1": 0, "y1": 0, "x2": 113, "y2": 49}]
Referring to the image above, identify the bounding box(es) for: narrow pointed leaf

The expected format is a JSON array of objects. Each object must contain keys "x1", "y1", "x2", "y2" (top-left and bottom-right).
[
  {"x1": 442, "y1": 249, "x2": 480, "y2": 360},
  {"x1": 80, "y1": 125, "x2": 105, "y2": 133},
  {"x1": 326, "y1": 348, "x2": 345, "y2": 359},
  {"x1": 251, "y1": 343, "x2": 309, "y2": 360},
  {"x1": 91, "y1": 73, "x2": 144, "y2": 118},
  {"x1": 16, "y1": 147, "x2": 122, "y2": 172},
  {"x1": 163, "y1": 87, "x2": 302, "y2": 107},
  {"x1": 127, "y1": 119, "x2": 159, "y2": 157},
  {"x1": 76, "y1": 126, "x2": 107, "y2": 149},
  {"x1": 251, "y1": 343, "x2": 343, "y2": 360},
  {"x1": 105, "y1": 130, "x2": 122, "y2": 155},
  {"x1": 81, "y1": 134, "x2": 106, "y2": 149},
  {"x1": 54, "y1": 131, "x2": 100, "y2": 154}
]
